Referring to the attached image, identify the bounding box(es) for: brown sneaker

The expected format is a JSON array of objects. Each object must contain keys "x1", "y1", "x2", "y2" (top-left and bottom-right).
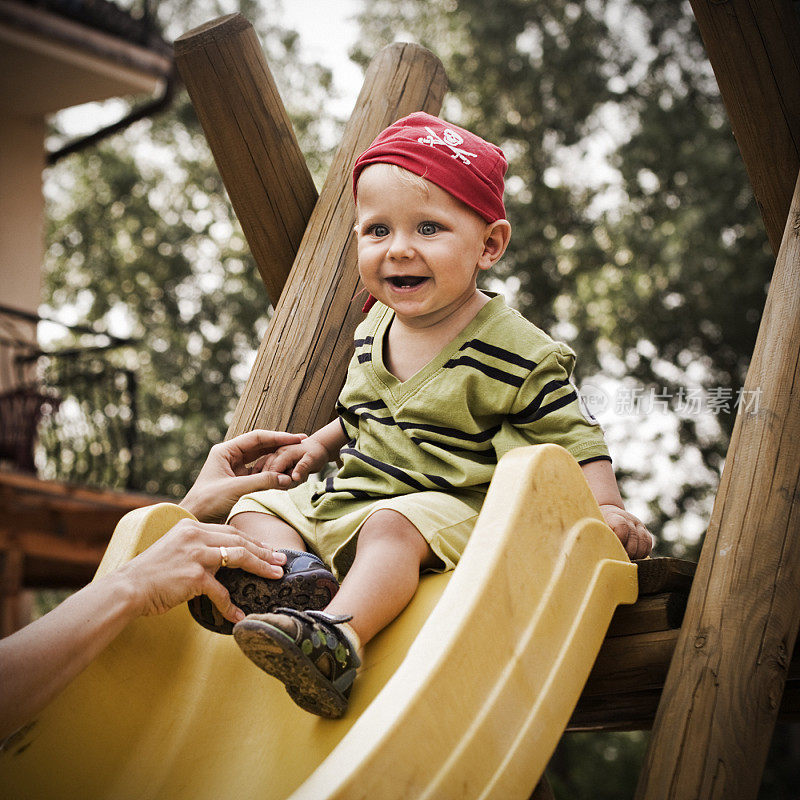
[
  {"x1": 233, "y1": 608, "x2": 360, "y2": 719},
  {"x1": 188, "y1": 549, "x2": 339, "y2": 635}
]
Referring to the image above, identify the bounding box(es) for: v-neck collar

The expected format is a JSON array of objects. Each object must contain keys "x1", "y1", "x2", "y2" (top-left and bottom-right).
[{"x1": 369, "y1": 293, "x2": 505, "y2": 400}]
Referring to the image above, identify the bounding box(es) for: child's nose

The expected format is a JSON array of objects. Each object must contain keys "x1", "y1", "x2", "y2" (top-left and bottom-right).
[{"x1": 386, "y1": 232, "x2": 414, "y2": 259}]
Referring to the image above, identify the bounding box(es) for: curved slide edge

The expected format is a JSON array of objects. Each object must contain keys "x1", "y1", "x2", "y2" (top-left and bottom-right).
[
  {"x1": 1, "y1": 444, "x2": 636, "y2": 799},
  {"x1": 292, "y1": 444, "x2": 638, "y2": 799}
]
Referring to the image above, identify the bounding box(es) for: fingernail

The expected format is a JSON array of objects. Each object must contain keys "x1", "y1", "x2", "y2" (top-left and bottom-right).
[
  {"x1": 274, "y1": 551, "x2": 287, "y2": 563},
  {"x1": 272, "y1": 567, "x2": 284, "y2": 578},
  {"x1": 233, "y1": 609, "x2": 245, "y2": 622}
]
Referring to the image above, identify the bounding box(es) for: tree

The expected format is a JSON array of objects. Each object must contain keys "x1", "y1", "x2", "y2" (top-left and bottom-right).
[{"x1": 41, "y1": 0, "x2": 340, "y2": 498}]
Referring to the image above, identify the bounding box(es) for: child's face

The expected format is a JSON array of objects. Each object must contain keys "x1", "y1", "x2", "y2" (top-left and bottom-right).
[{"x1": 355, "y1": 164, "x2": 495, "y2": 328}]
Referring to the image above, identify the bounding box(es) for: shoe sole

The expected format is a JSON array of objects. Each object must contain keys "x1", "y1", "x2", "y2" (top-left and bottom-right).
[
  {"x1": 189, "y1": 568, "x2": 339, "y2": 635},
  {"x1": 233, "y1": 618, "x2": 347, "y2": 719}
]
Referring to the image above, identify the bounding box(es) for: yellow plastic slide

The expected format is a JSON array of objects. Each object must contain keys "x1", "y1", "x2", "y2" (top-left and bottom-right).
[{"x1": 2, "y1": 444, "x2": 637, "y2": 799}]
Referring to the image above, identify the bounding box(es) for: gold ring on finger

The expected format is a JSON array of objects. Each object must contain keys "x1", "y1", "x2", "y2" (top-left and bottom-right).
[{"x1": 219, "y1": 546, "x2": 229, "y2": 568}]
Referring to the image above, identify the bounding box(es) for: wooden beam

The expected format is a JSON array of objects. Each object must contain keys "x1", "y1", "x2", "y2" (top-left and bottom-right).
[
  {"x1": 174, "y1": 14, "x2": 318, "y2": 304},
  {"x1": 633, "y1": 557, "x2": 695, "y2": 595},
  {"x1": 0, "y1": 548, "x2": 23, "y2": 637},
  {"x1": 0, "y1": 471, "x2": 159, "y2": 544},
  {"x1": 689, "y1": 0, "x2": 800, "y2": 253},
  {"x1": 0, "y1": 470, "x2": 157, "y2": 510},
  {"x1": 583, "y1": 629, "x2": 681, "y2": 698},
  {"x1": 227, "y1": 43, "x2": 447, "y2": 437},
  {"x1": 606, "y1": 592, "x2": 688, "y2": 638},
  {"x1": 635, "y1": 171, "x2": 800, "y2": 799}
]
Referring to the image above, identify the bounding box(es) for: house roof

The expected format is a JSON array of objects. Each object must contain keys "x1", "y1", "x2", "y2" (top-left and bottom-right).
[
  {"x1": 13, "y1": 0, "x2": 171, "y2": 56},
  {"x1": 0, "y1": 0, "x2": 174, "y2": 115}
]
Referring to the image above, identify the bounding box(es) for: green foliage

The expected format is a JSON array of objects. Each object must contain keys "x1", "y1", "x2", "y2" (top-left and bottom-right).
[
  {"x1": 42, "y1": 0, "x2": 339, "y2": 497},
  {"x1": 548, "y1": 732, "x2": 648, "y2": 799}
]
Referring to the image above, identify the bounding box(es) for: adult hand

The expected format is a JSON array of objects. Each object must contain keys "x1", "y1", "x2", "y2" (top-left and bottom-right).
[
  {"x1": 0, "y1": 513, "x2": 291, "y2": 741},
  {"x1": 179, "y1": 429, "x2": 307, "y2": 523},
  {"x1": 117, "y1": 517, "x2": 288, "y2": 624}
]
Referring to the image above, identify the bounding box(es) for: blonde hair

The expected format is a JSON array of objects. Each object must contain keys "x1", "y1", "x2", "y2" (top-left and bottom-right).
[
  {"x1": 355, "y1": 162, "x2": 431, "y2": 199},
  {"x1": 384, "y1": 163, "x2": 431, "y2": 195}
]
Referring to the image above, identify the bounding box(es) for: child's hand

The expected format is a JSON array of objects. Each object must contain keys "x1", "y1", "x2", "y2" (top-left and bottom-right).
[
  {"x1": 267, "y1": 438, "x2": 332, "y2": 485},
  {"x1": 599, "y1": 504, "x2": 653, "y2": 560}
]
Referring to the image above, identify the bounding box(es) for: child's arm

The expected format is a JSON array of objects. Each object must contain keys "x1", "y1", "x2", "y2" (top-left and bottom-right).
[
  {"x1": 268, "y1": 419, "x2": 348, "y2": 484},
  {"x1": 580, "y1": 459, "x2": 653, "y2": 560}
]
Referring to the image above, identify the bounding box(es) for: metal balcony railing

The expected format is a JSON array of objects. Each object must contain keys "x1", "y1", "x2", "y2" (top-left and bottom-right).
[{"x1": 0, "y1": 304, "x2": 140, "y2": 491}]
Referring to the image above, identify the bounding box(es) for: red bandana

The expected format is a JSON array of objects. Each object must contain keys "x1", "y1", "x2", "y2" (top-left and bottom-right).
[{"x1": 353, "y1": 112, "x2": 508, "y2": 312}]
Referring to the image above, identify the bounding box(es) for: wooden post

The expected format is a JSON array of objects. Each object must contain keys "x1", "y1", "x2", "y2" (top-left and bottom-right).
[
  {"x1": 0, "y1": 548, "x2": 24, "y2": 638},
  {"x1": 689, "y1": 0, "x2": 800, "y2": 254},
  {"x1": 174, "y1": 14, "x2": 318, "y2": 304},
  {"x1": 227, "y1": 43, "x2": 447, "y2": 437},
  {"x1": 635, "y1": 171, "x2": 800, "y2": 798}
]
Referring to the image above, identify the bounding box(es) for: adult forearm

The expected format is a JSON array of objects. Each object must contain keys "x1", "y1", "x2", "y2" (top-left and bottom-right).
[{"x1": 0, "y1": 571, "x2": 141, "y2": 741}]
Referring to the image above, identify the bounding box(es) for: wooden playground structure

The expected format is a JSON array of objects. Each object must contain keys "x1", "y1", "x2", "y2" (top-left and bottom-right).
[
  {"x1": 173, "y1": 4, "x2": 800, "y2": 794},
  {"x1": 175, "y1": 6, "x2": 800, "y2": 794},
  {"x1": 2, "y1": 2, "x2": 799, "y2": 798}
]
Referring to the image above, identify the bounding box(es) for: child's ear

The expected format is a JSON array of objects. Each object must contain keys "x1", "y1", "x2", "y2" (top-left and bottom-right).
[{"x1": 477, "y1": 220, "x2": 512, "y2": 270}]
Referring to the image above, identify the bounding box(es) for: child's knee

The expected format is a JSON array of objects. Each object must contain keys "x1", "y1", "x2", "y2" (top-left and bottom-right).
[
  {"x1": 359, "y1": 510, "x2": 432, "y2": 562},
  {"x1": 361, "y1": 508, "x2": 417, "y2": 537},
  {"x1": 229, "y1": 511, "x2": 305, "y2": 549}
]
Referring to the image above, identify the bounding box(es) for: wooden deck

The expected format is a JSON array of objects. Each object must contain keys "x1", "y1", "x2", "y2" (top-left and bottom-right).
[
  {"x1": 0, "y1": 469, "x2": 160, "y2": 634},
  {"x1": 571, "y1": 558, "x2": 800, "y2": 731}
]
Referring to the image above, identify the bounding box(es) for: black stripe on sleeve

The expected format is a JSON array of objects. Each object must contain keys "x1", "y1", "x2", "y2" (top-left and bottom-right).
[
  {"x1": 353, "y1": 336, "x2": 374, "y2": 348},
  {"x1": 424, "y1": 473, "x2": 456, "y2": 490},
  {"x1": 507, "y1": 379, "x2": 572, "y2": 424},
  {"x1": 310, "y1": 476, "x2": 337, "y2": 502},
  {"x1": 443, "y1": 355, "x2": 525, "y2": 387},
  {"x1": 357, "y1": 353, "x2": 372, "y2": 364},
  {"x1": 311, "y1": 479, "x2": 377, "y2": 503},
  {"x1": 459, "y1": 339, "x2": 538, "y2": 371},
  {"x1": 533, "y1": 391, "x2": 579, "y2": 421},
  {"x1": 358, "y1": 412, "x2": 397, "y2": 426},
  {"x1": 336, "y1": 401, "x2": 360, "y2": 431}
]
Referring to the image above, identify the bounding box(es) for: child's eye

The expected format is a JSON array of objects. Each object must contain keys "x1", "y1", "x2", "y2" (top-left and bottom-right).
[
  {"x1": 418, "y1": 222, "x2": 440, "y2": 236},
  {"x1": 368, "y1": 224, "x2": 390, "y2": 237}
]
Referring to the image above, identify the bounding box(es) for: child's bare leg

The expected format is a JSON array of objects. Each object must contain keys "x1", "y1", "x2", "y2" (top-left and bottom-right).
[
  {"x1": 324, "y1": 509, "x2": 438, "y2": 645},
  {"x1": 229, "y1": 511, "x2": 307, "y2": 556}
]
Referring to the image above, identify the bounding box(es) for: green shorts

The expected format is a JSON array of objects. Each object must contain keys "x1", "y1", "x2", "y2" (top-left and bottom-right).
[{"x1": 227, "y1": 488, "x2": 483, "y2": 580}]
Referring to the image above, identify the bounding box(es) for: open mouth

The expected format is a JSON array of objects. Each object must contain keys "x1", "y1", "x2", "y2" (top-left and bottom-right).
[{"x1": 387, "y1": 276, "x2": 428, "y2": 288}]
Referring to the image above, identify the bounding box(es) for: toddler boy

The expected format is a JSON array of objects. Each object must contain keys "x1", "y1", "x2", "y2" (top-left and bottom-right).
[{"x1": 198, "y1": 112, "x2": 652, "y2": 718}]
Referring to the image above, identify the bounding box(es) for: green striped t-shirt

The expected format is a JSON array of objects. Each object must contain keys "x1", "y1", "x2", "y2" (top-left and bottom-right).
[{"x1": 295, "y1": 294, "x2": 609, "y2": 519}]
